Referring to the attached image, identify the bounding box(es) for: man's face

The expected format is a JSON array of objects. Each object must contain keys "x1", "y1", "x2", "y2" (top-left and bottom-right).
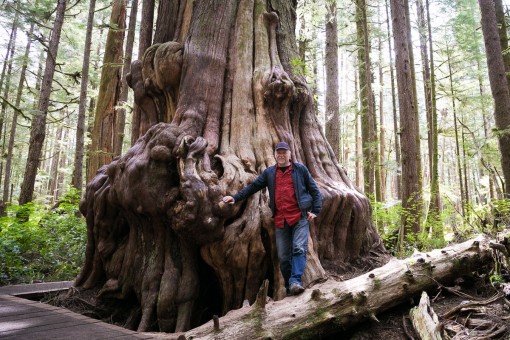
[{"x1": 274, "y1": 149, "x2": 291, "y2": 166}]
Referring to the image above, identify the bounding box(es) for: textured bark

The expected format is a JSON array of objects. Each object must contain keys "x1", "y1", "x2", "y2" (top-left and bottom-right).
[
  {"x1": 19, "y1": 0, "x2": 67, "y2": 204},
  {"x1": 485, "y1": 0, "x2": 510, "y2": 197},
  {"x1": 183, "y1": 236, "x2": 491, "y2": 339},
  {"x1": 325, "y1": 0, "x2": 340, "y2": 160},
  {"x1": 88, "y1": 0, "x2": 126, "y2": 181},
  {"x1": 390, "y1": 0, "x2": 423, "y2": 234},
  {"x1": 76, "y1": 0, "x2": 388, "y2": 334}
]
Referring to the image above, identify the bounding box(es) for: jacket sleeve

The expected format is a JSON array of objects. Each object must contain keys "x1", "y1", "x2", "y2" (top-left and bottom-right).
[
  {"x1": 233, "y1": 170, "x2": 269, "y2": 202},
  {"x1": 305, "y1": 168, "x2": 322, "y2": 215}
]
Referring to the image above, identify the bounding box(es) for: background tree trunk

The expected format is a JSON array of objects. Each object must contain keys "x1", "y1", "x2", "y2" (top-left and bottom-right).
[
  {"x1": 77, "y1": 0, "x2": 388, "y2": 333},
  {"x1": 385, "y1": 0, "x2": 401, "y2": 200},
  {"x1": 0, "y1": 6, "x2": 19, "y2": 192},
  {"x1": 479, "y1": 0, "x2": 510, "y2": 197},
  {"x1": 390, "y1": 0, "x2": 423, "y2": 235},
  {"x1": 19, "y1": 0, "x2": 67, "y2": 205},
  {"x1": 425, "y1": 0, "x2": 441, "y2": 235},
  {"x1": 3, "y1": 22, "x2": 34, "y2": 203},
  {"x1": 325, "y1": 0, "x2": 340, "y2": 160},
  {"x1": 71, "y1": 0, "x2": 96, "y2": 192},
  {"x1": 356, "y1": 0, "x2": 376, "y2": 197},
  {"x1": 130, "y1": 0, "x2": 156, "y2": 145},
  {"x1": 87, "y1": 0, "x2": 126, "y2": 181},
  {"x1": 114, "y1": 0, "x2": 138, "y2": 157}
]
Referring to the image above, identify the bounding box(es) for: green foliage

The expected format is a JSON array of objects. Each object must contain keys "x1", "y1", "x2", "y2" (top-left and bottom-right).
[
  {"x1": 373, "y1": 198, "x2": 450, "y2": 258},
  {"x1": 375, "y1": 194, "x2": 510, "y2": 260},
  {"x1": 290, "y1": 57, "x2": 308, "y2": 77},
  {"x1": 0, "y1": 189, "x2": 86, "y2": 286}
]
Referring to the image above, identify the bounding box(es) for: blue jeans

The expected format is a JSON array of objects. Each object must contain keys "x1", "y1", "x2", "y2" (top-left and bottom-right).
[{"x1": 275, "y1": 217, "x2": 309, "y2": 287}]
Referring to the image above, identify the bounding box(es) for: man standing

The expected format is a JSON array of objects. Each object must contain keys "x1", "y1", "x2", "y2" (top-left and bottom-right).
[{"x1": 222, "y1": 142, "x2": 322, "y2": 295}]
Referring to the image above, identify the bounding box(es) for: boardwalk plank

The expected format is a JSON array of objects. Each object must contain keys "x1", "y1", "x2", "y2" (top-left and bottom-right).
[{"x1": 0, "y1": 282, "x2": 153, "y2": 340}]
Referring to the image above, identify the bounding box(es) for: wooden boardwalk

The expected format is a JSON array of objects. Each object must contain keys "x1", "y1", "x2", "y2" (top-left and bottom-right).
[{"x1": 0, "y1": 283, "x2": 154, "y2": 339}]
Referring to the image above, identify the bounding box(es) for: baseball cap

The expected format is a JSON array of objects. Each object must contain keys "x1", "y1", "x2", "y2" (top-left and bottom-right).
[{"x1": 275, "y1": 142, "x2": 290, "y2": 151}]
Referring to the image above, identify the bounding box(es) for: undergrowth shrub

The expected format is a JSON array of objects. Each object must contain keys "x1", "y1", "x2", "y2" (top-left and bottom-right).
[
  {"x1": 0, "y1": 189, "x2": 86, "y2": 286},
  {"x1": 373, "y1": 196, "x2": 510, "y2": 259}
]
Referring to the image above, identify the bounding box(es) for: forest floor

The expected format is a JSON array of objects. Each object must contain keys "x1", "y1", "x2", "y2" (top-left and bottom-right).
[{"x1": 328, "y1": 275, "x2": 510, "y2": 339}]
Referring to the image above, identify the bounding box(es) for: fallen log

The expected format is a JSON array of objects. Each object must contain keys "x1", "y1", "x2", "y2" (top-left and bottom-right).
[{"x1": 152, "y1": 236, "x2": 493, "y2": 339}]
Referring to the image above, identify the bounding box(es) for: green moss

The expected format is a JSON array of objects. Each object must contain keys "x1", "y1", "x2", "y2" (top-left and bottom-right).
[
  {"x1": 372, "y1": 278, "x2": 382, "y2": 290},
  {"x1": 241, "y1": 308, "x2": 272, "y2": 338}
]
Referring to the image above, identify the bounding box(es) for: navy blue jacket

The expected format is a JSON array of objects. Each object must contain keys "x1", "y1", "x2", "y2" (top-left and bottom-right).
[{"x1": 233, "y1": 163, "x2": 322, "y2": 218}]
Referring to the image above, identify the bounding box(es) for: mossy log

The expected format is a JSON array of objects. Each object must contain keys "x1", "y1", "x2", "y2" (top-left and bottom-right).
[{"x1": 163, "y1": 236, "x2": 491, "y2": 339}]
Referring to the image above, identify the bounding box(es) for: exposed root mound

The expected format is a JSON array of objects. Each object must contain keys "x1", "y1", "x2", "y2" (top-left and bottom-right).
[{"x1": 76, "y1": 123, "x2": 238, "y2": 332}]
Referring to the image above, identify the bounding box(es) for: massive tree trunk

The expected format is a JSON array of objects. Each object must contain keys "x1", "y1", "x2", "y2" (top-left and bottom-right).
[{"x1": 76, "y1": 0, "x2": 387, "y2": 334}]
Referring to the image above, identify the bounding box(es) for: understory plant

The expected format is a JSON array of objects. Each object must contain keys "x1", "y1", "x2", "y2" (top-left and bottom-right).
[{"x1": 0, "y1": 188, "x2": 86, "y2": 285}]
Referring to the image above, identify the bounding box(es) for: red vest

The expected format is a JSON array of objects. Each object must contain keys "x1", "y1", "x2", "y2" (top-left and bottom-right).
[{"x1": 274, "y1": 164, "x2": 302, "y2": 228}]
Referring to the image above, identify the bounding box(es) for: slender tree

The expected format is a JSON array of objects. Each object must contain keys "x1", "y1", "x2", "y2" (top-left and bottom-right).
[
  {"x1": 417, "y1": 0, "x2": 442, "y2": 236},
  {"x1": 356, "y1": 0, "x2": 376, "y2": 197},
  {"x1": 325, "y1": 0, "x2": 340, "y2": 159},
  {"x1": 478, "y1": 0, "x2": 510, "y2": 197},
  {"x1": 377, "y1": 5, "x2": 386, "y2": 202},
  {"x1": 48, "y1": 121, "x2": 63, "y2": 201},
  {"x1": 425, "y1": 0, "x2": 441, "y2": 232},
  {"x1": 0, "y1": 4, "x2": 19, "y2": 189},
  {"x1": 445, "y1": 42, "x2": 467, "y2": 213},
  {"x1": 114, "y1": 0, "x2": 138, "y2": 156},
  {"x1": 130, "y1": 0, "x2": 155, "y2": 144},
  {"x1": 19, "y1": 0, "x2": 67, "y2": 204},
  {"x1": 71, "y1": 0, "x2": 96, "y2": 192},
  {"x1": 390, "y1": 0, "x2": 423, "y2": 235},
  {"x1": 3, "y1": 22, "x2": 35, "y2": 203},
  {"x1": 385, "y1": 0, "x2": 401, "y2": 200}
]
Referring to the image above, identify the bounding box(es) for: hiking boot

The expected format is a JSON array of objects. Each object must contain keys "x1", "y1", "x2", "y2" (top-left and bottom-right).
[{"x1": 289, "y1": 282, "x2": 305, "y2": 295}]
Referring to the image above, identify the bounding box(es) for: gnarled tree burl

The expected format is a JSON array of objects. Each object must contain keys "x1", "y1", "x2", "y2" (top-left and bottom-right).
[{"x1": 76, "y1": 0, "x2": 387, "y2": 333}]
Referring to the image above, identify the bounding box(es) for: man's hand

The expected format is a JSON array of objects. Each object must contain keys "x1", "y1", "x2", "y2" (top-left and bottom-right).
[
  {"x1": 307, "y1": 211, "x2": 317, "y2": 222},
  {"x1": 222, "y1": 196, "x2": 235, "y2": 205}
]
